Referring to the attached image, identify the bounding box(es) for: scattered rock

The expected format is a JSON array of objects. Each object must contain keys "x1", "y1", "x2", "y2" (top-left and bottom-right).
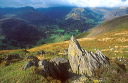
[
  {"x1": 45, "y1": 51, "x2": 54, "y2": 55},
  {"x1": 63, "y1": 49, "x2": 68, "y2": 55},
  {"x1": 24, "y1": 55, "x2": 39, "y2": 66},
  {"x1": 24, "y1": 55, "x2": 36, "y2": 59},
  {"x1": 23, "y1": 56, "x2": 39, "y2": 70},
  {"x1": 38, "y1": 59, "x2": 48, "y2": 69},
  {"x1": 22, "y1": 49, "x2": 30, "y2": 53},
  {"x1": 36, "y1": 50, "x2": 45, "y2": 55},
  {"x1": 68, "y1": 36, "x2": 110, "y2": 77},
  {"x1": 118, "y1": 58, "x2": 128, "y2": 65},
  {"x1": 69, "y1": 75, "x2": 91, "y2": 83},
  {"x1": 0, "y1": 57, "x2": 4, "y2": 63},
  {"x1": 23, "y1": 60, "x2": 36, "y2": 70},
  {"x1": 5, "y1": 54, "x2": 20, "y2": 60}
]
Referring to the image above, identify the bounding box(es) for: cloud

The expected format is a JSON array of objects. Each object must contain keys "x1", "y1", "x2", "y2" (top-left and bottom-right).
[{"x1": 0, "y1": 0, "x2": 128, "y2": 8}]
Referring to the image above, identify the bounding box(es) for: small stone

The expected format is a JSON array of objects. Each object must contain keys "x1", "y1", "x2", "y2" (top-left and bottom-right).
[{"x1": 23, "y1": 60, "x2": 35, "y2": 70}]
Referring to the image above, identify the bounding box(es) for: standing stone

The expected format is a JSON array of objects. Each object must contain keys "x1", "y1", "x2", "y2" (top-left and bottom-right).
[{"x1": 68, "y1": 36, "x2": 110, "y2": 76}]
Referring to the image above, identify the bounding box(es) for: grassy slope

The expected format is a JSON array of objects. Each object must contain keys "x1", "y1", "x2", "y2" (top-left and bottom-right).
[
  {"x1": 28, "y1": 28, "x2": 128, "y2": 59},
  {"x1": 0, "y1": 15, "x2": 128, "y2": 82},
  {"x1": 76, "y1": 15, "x2": 128, "y2": 38},
  {"x1": 0, "y1": 28, "x2": 128, "y2": 82}
]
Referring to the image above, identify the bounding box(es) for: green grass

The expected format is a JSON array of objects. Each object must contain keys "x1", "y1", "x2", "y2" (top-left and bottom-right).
[
  {"x1": 41, "y1": 29, "x2": 79, "y2": 44},
  {"x1": 56, "y1": 29, "x2": 65, "y2": 32},
  {"x1": 0, "y1": 60, "x2": 61, "y2": 83},
  {"x1": 0, "y1": 61, "x2": 40, "y2": 83},
  {"x1": 0, "y1": 36, "x2": 5, "y2": 39},
  {"x1": 0, "y1": 50, "x2": 27, "y2": 58},
  {"x1": 75, "y1": 32, "x2": 89, "y2": 39}
]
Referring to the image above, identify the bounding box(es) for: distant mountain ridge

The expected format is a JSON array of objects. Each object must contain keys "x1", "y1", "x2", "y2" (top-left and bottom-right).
[{"x1": 1, "y1": 6, "x2": 128, "y2": 22}]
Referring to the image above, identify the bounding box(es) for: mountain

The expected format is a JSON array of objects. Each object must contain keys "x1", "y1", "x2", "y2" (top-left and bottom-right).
[
  {"x1": 17, "y1": 11, "x2": 51, "y2": 25},
  {"x1": 76, "y1": 15, "x2": 128, "y2": 38},
  {"x1": 89, "y1": 7, "x2": 128, "y2": 21},
  {"x1": 103, "y1": 7, "x2": 128, "y2": 20},
  {"x1": 0, "y1": 6, "x2": 128, "y2": 49},
  {"x1": 37, "y1": 7, "x2": 73, "y2": 21},
  {"x1": 0, "y1": 18, "x2": 44, "y2": 49},
  {"x1": 1, "y1": 7, "x2": 128, "y2": 22},
  {"x1": 0, "y1": 6, "x2": 36, "y2": 18},
  {"x1": 65, "y1": 8, "x2": 102, "y2": 21},
  {"x1": 0, "y1": 7, "x2": 52, "y2": 25}
]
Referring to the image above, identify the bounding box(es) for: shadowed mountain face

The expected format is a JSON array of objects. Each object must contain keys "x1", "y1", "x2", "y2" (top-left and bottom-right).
[
  {"x1": 17, "y1": 11, "x2": 50, "y2": 25},
  {"x1": 0, "y1": 18, "x2": 44, "y2": 49},
  {"x1": 37, "y1": 7, "x2": 73, "y2": 20}
]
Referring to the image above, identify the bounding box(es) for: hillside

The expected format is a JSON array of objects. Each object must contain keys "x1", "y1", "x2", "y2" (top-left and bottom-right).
[
  {"x1": 0, "y1": 11, "x2": 128, "y2": 82},
  {"x1": 76, "y1": 15, "x2": 128, "y2": 38},
  {"x1": 0, "y1": 18, "x2": 44, "y2": 49},
  {"x1": 103, "y1": 7, "x2": 128, "y2": 20},
  {"x1": 0, "y1": 23, "x2": 128, "y2": 82}
]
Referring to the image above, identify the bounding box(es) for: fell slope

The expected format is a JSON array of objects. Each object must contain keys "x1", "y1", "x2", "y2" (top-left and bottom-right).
[
  {"x1": 0, "y1": 19, "x2": 128, "y2": 83},
  {"x1": 76, "y1": 15, "x2": 128, "y2": 38}
]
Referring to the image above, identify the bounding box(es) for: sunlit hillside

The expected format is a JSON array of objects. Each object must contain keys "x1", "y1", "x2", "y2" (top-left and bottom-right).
[
  {"x1": 0, "y1": 15, "x2": 128, "y2": 83},
  {"x1": 27, "y1": 28, "x2": 128, "y2": 59},
  {"x1": 76, "y1": 15, "x2": 128, "y2": 38}
]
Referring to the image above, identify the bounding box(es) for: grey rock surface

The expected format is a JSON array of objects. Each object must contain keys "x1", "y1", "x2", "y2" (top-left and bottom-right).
[
  {"x1": 23, "y1": 56, "x2": 39, "y2": 70},
  {"x1": 38, "y1": 57, "x2": 69, "y2": 82},
  {"x1": 23, "y1": 60, "x2": 35, "y2": 70},
  {"x1": 50, "y1": 57, "x2": 69, "y2": 65},
  {"x1": 68, "y1": 36, "x2": 110, "y2": 76}
]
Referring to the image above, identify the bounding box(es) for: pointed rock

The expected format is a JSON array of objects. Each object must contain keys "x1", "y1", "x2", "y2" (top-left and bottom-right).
[{"x1": 68, "y1": 36, "x2": 110, "y2": 76}]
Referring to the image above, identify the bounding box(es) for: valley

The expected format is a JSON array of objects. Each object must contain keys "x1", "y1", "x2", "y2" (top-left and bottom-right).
[{"x1": 1, "y1": 6, "x2": 128, "y2": 49}]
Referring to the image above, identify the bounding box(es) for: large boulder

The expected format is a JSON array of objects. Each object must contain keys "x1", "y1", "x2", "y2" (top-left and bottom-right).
[
  {"x1": 68, "y1": 36, "x2": 110, "y2": 76},
  {"x1": 38, "y1": 57, "x2": 69, "y2": 82}
]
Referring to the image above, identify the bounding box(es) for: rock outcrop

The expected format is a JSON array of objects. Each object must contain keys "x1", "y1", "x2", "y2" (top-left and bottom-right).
[
  {"x1": 38, "y1": 57, "x2": 69, "y2": 81},
  {"x1": 23, "y1": 55, "x2": 39, "y2": 70},
  {"x1": 68, "y1": 36, "x2": 110, "y2": 76}
]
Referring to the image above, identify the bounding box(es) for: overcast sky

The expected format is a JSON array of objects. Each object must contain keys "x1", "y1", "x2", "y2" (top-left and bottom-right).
[{"x1": 0, "y1": 0, "x2": 128, "y2": 8}]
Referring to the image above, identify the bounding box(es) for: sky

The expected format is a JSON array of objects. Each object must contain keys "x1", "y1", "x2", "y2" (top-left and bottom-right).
[{"x1": 0, "y1": 0, "x2": 128, "y2": 8}]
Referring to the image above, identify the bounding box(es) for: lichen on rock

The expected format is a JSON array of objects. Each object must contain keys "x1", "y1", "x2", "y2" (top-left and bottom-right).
[{"x1": 68, "y1": 36, "x2": 110, "y2": 76}]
